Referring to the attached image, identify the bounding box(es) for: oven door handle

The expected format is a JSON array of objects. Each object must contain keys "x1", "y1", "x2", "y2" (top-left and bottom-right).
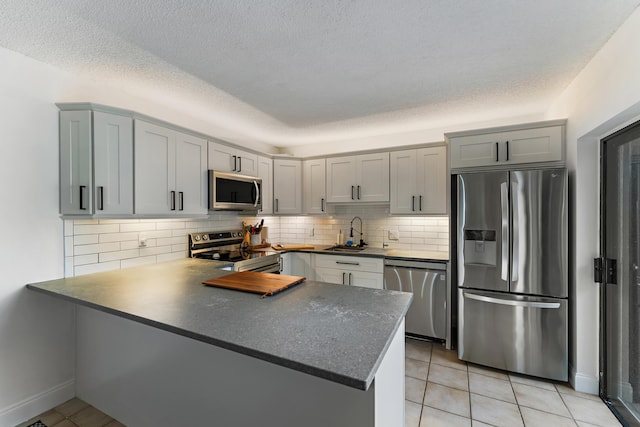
[{"x1": 251, "y1": 263, "x2": 281, "y2": 274}]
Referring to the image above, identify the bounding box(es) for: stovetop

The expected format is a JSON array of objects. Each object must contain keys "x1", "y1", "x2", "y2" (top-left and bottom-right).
[{"x1": 187, "y1": 229, "x2": 279, "y2": 269}]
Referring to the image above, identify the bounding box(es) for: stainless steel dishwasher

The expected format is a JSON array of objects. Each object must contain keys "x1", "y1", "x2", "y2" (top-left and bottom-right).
[{"x1": 384, "y1": 259, "x2": 447, "y2": 340}]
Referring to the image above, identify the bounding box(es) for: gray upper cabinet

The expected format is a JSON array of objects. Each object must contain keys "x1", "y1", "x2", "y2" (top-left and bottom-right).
[
  {"x1": 135, "y1": 120, "x2": 207, "y2": 216},
  {"x1": 303, "y1": 158, "x2": 327, "y2": 214},
  {"x1": 390, "y1": 146, "x2": 447, "y2": 214},
  {"x1": 59, "y1": 109, "x2": 133, "y2": 215},
  {"x1": 257, "y1": 155, "x2": 273, "y2": 215},
  {"x1": 273, "y1": 158, "x2": 302, "y2": 215},
  {"x1": 447, "y1": 121, "x2": 565, "y2": 170},
  {"x1": 208, "y1": 141, "x2": 258, "y2": 176},
  {"x1": 326, "y1": 152, "x2": 390, "y2": 203}
]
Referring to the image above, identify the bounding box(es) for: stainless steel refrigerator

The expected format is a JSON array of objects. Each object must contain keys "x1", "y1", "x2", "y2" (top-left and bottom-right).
[{"x1": 457, "y1": 168, "x2": 568, "y2": 381}]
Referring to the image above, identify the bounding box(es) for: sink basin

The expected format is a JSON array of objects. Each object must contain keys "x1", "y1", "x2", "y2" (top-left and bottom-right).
[{"x1": 326, "y1": 245, "x2": 365, "y2": 252}]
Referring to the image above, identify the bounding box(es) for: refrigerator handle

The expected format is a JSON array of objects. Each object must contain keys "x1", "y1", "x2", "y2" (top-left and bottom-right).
[
  {"x1": 500, "y1": 182, "x2": 509, "y2": 281},
  {"x1": 511, "y1": 181, "x2": 519, "y2": 282},
  {"x1": 465, "y1": 292, "x2": 560, "y2": 309}
]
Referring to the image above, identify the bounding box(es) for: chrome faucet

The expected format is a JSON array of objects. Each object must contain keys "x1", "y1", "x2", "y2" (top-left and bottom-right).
[{"x1": 350, "y1": 216, "x2": 365, "y2": 247}]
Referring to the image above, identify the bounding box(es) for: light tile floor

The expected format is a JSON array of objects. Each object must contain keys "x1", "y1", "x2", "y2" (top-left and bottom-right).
[
  {"x1": 16, "y1": 398, "x2": 124, "y2": 427},
  {"x1": 405, "y1": 338, "x2": 622, "y2": 427},
  {"x1": 16, "y1": 339, "x2": 621, "y2": 427}
]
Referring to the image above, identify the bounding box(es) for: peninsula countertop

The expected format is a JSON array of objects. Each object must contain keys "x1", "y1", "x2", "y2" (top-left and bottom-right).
[{"x1": 27, "y1": 259, "x2": 412, "y2": 390}]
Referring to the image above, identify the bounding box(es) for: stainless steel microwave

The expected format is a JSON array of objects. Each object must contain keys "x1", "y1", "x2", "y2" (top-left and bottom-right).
[{"x1": 209, "y1": 170, "x2": 262, "y2": 211}]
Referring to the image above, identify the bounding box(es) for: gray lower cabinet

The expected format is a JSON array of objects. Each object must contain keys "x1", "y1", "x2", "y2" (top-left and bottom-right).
[{"x1": 59, "y1": 109, "x2": 133, "y2": 215}]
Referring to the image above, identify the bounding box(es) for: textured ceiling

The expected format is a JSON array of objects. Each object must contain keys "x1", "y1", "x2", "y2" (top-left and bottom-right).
[{"x1": 1, "y1": 0, "x2": 639, "y2": 147}]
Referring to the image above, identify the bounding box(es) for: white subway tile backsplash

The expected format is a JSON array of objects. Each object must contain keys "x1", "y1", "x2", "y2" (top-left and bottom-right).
[
  {"x1": 99, "y1": 232, "x2": 139, "y2": 243},
  {"x1": 74, "y1": 242, "x2": 121, "y2": 256},
  {"x1": 119, "y1": 222, "x2": 157, "y2": 232},
  {"x1": 74, "y1": 224, "x2": 120, "y2": 235},
  {"x1": 99, "y1": 249, "x2": 140, "y2": 262},
  {"x1": 73, "y1": 234, "x2": 99, "y2": 245},
  {"x1": 140, "y1": 245, "x2": 173, "y2": 256},
  {"x1": 74, "y1": 260, "x2": 121, "y2": 276},
  {"x1": 73, "y1": 254, "x2": 99, "y2": 266},
  {"x1": 121, "y1": 240, "x2": 140, "y2": 250}
]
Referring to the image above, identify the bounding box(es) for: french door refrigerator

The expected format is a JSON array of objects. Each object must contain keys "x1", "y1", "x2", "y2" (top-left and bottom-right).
[{"x1": 457, "y1": 168, "x2": 568, "y2": 381}]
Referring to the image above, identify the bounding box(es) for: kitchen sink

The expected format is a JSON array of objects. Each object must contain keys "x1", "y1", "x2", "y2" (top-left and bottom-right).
[{"x1": 326, "y1": 245, "x2": 365, "y2": 252}]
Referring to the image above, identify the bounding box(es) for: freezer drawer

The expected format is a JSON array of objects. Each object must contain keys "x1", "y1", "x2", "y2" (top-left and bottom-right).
[
  {"x1": 458, "y1": 289, "x2": 568, "y2": 381},
  {"x1": 384, "y1": 261, "x2": 447, "y2": 339}
]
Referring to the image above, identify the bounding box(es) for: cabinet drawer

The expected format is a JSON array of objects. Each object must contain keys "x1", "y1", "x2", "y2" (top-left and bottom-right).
[{"x1": 315, "y1": 254, "x2": 383, "y2": 273}]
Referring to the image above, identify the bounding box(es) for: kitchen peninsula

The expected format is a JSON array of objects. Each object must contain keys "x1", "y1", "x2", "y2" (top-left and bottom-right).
[{"x1": 27, "y1": 259, "x2": 411, "y2": 427}]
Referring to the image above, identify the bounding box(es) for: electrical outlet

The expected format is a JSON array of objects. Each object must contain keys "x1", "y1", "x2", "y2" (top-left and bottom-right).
[
  {"x1": 388, "y1": 229, "x2": 399, "y2": 241},
  {"x1": 308, "y1": 227, "x2": 315, "y2": 237},
  {"x1": 139, "y1": 233, "x2": 148, "y2": 247}
]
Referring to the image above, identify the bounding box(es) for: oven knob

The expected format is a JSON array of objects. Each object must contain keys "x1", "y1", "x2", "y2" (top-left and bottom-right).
[
  {"x1": 194, "y1": 235, "x2": 201, "y2": 241},
  {"x1": 202, "y1": 235, "x2": 209, "y2": 241}
]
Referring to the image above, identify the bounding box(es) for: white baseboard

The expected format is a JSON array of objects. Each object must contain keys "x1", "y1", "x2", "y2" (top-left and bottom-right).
[
  {"x1": 571, "y1": 367, "x2": 599, "y2": 395},
  {"x1": 0, "y1": 379, "x2": 75, "y2": 427}
]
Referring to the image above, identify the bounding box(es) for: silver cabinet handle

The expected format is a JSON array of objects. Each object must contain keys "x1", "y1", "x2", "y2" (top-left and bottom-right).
[
  {"x1": 505, "y1": 141, "x2": 510, "y2": 161},
  {"x1": 238, "y1": 156, "x2": 242, "y2": 172},
  {"x1": 253, "y1": 180, "x2": 260, "y2": 207},
  {"x1": 500, "y1": 181, "x2": 509, "y2": 281},
  {"x1": 79, "y1": 185, "x2": 87, "y2": 210},
  {"x1": 275, "y1": 198, "x2": 279, "y2": 212},
  {"x1": 419, "y1": 195, "x2": 423, "y2": 211},
  {"x1": 465, "y1": 292, "x2": 560, "y2": 309},
  {"x1": 412, "y1": 195, "x2": 415, "y2": 211},
  {"x1": 170, "y1": 191, "x2": 176, "y2": 211},
  {"x1": 342, "y1": 272, "x2": 346, "y2": 285},
  {"x1": 336, "y1": 261, "x2": 360, "y2": 266},
  {"x1": 351, "y1": 185, "x2": 355, "y2": 200},
  {"x1": 357, "y1": 185, "x2": 361, "y2": 199},
  {"x1": 496, "y1": 142, "x2": 499, "y2": 162},
  {"x1": 232, "y1": 155, "x2": 237, "y2": 171},
  {"x1": 179, "y1": 191, "x2": 184, "y2": 211},
  {"x1": 349, "y1": 272, "x2": 353, "y2": 285},
  {"x1": 97, "y1": 186, "x2": 104, "y2": 211}
]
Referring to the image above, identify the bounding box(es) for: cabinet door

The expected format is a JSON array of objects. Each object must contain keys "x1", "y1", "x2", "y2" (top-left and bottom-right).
[
  {"x1": 390, "y1": 150, "x2": 418, "y2": 214},
  {"x1": 416, "y1": 146, "x2": 447, "y2": 214},
  {"x1": 349, "y1": 271, "x2": 384, "y2": 289},
  {"x1": 356, "y1": 152, "x2": 390, "y2": 202},
  {"x1": 503, "y1": 126, "x2": 563, "y2": 164},
  {"x1": 314, "y1": 267, "x2": 346, "y2": 285},
  {"x1": 449, "y1": 133, "x2": 501, "y2": 169},
  {"x1": 60, "y1": 110, "x2": 92, "y2": 214},
  {"x1": 282, "y1": 252, "x2": 313, "y2": 278},
  {"x1": 303, "y1": 159, "x2": 327, "y2": 214},
  {"x1": 135, "y1": 120, "x2": 176, "y2": 215},
  {"x1": 93, "y1": 112, "x2": 133, "y2": 215},
  {"x1": 257, "y1": 156, "x2": 273, "y2": 214},
  {"x1": 273, "y1": 159, "x2": 302, "y2": 214},
  {"x1": 208, "y1": 141, "x2": 238, "y2": 173},
  {"x1": 175, "y1": 132, "x2": 207, "y2": 215},
  {"x1": 326, "y1": 156, "x2": 357, "y2": 202},
  {"x1": 235, "y1": 150, "x2": 258, "y2": 176}
]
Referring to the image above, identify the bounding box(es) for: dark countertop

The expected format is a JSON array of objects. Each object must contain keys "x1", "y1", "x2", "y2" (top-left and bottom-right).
[{"x1": 27, "y1": 259, "x2": 412, "y2": 391}]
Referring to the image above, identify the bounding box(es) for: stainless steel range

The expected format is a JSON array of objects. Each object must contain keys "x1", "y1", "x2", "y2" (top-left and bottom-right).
[{"x1": 188, "y1": 230, "x2": 281, "y2": 273}]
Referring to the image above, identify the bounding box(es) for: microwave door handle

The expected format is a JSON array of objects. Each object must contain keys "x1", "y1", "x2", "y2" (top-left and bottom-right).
[{"x1": 253, "y1": 180, "x2": 260, "y2": 207}]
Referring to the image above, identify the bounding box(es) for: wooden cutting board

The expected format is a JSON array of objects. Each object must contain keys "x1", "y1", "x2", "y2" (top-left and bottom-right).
[
  {"x1": 271, "y1": 244, "x2": 315, "y2": 250},
  {"x1": 203, "y1": 271, "x2": 306, "y2": 298}
]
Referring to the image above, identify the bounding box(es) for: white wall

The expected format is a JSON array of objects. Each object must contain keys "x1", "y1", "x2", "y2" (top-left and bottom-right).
[{"x1": 545, "y1": 7, "x2": 640, "y2": 393}]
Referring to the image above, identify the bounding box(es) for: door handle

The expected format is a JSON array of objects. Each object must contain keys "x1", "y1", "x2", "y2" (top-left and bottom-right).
[
  {"x1": 253, "y1": 180, "x2": 260, "y2": 207},
  {"x1": 412, "y1": 195, "x2": 415, "y2": 211},
  {"x1": 500, "y1": 182, "x2": 509, "y2": 281},
  {"x1": 275, "y1": 198, "x2": 279, "y2": 212},
  {"x1": 351, "y1": 185, "x2": 355, "y2": 200},
  {"x1": 79, "y1": 185, "x2": 87, "y2": 210},
  {"x1": 232, "y1": 155, "x2": 237, "y2": 171},
  {"x1": 496, "y1": 142, "x2": 499, "y2": 162},
  {"x1": 419, "y1": 195, "x2": 423, "y2": 211},
  {"x1": 349, "y1": 272, "x2": 353, "y2": 285},
  {"x1": 238, "y1": 156, "x2": 242, "y2": 172},
  {"x1": 465, "y1": 292, "x2": 560, "y2": 309},
  {"x1": 170, "y1": 191, "x2": 176, "y2": 211},
  {"x1": 97, "y1": 186, "x2": 104, "y2": 211},
  {"x1": 511, "y1": 181, "x2": 519, "y2": 282},
  {"x1": 336, "y1": 261, "x2": 360, "y2": 266},
  {"x1": 342, "y1": 272, "x2": 346, "y2": 285},
  {"x1": 357, "y1": 185, "x2": 361, "y2": 200},
  {"x1": 179, "y1": 191, "x2": 184, "y2": 211},
  {"x1": 505, "y1": 140, "x2": 510, "y2": 161},
  {"x1": 321, "y1": 198, "x2": 325, "y2": 212}
]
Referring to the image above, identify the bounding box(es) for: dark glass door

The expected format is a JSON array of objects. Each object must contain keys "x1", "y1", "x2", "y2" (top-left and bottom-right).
[{"x1": 601, "y1": 120, "x2": 640, "y2": 426}]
